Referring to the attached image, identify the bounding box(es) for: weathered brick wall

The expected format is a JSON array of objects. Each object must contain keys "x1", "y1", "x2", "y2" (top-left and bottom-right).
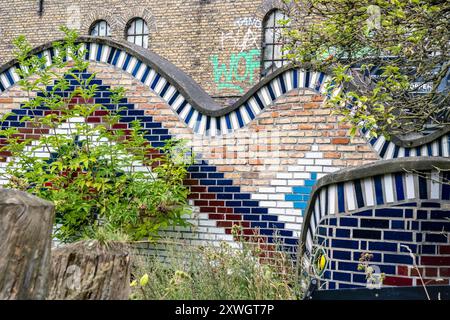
[
  {"x1": 0, "y1": 0, "x2": 291, "y2": 104},
  {"x1": 0, "y1": 60, "x2": 379, "y2": 252}
]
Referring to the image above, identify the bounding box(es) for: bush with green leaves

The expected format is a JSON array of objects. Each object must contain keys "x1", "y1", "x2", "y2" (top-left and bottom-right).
[
  {"x1": 283, "y1": 0, "x2": 449, "y2": 138},
  {"x1": 0, "y1": 27, "x2": 193, "y2": 243}
]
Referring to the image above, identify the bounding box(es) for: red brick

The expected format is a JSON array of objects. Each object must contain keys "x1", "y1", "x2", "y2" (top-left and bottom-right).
[
  {"x1": 324, "y1": 152, "x2": 340, "y2": 159},
  {"x1": 397, "y1": 265, "x2": 409, "y2": 276},
  {"x1": 208, "y1": 214, "x2": 224, "y2": 220},
  {"x1": 439, "y1": 245, "x2": 450, "y2": 254},
  {"x1": 217, "y1": 221, "x2": 233, "y2": 228},
  {"x1": 425, "y1": 268, "x2": 438, "y2": 277},
  {"x1": 199, "y1": 206, "x2": 216, "y2": 213},
  {"x1": 439, "y1": 267, "x2": 450, "y2": 277},
  {"x1": 383, "y1": 276, "x2": 413, "y2": 286},
  {"x1": 225, "y1": 214, "x2": 242, "y2": 221},
  {"x1": 331, "y1": 138, "x2": 350, "y2": 145},
  {"x1": 209, "y1": 200, "x2": 225, "y2": 207},
  {"x1": 183, "y1": 179, "x2": 198, "y2": 186},
  {"x1": 421, "y1": 256, "x2": 450, "y2": 266},
  {"x1": 200, "y1": 193, "x2": 216, "y2": 199},
  {"x1": 190, "y1": 186, "x2": 206, "y2": 193},
  {"x1": 193, "y1": 200, "x2": 208, "y2": 206}
]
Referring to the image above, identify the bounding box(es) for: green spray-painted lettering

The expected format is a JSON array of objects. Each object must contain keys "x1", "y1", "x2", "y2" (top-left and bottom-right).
[{"x1": 210, "y1": 49, "x2": 260, "y2": 94}]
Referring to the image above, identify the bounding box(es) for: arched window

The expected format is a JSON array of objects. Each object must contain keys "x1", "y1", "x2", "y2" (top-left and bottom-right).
[
  {"x1": 261, "y1": 9, "x2": 289, "y2": 77},
  {"x1": 126, "y1": 18, "x2": 149, "y2": 48},
  {"x1": 89, "y1": 20, "x2": 111, "y2": 37}
]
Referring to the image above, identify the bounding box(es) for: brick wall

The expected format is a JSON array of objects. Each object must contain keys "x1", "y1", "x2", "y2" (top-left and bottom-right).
[
  {"x1": 0, "y1": 0, "x2": 292, "y2": 104},
  {"x1": 0, "y1": 58, "x2": 379, "y2": 253}
]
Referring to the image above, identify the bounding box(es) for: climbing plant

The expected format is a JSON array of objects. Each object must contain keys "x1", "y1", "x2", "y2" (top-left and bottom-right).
[{"x1": 0, "y1": 27, "x2": 194, "y2": 243}]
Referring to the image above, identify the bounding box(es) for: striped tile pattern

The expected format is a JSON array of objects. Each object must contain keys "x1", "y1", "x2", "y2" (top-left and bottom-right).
[
  {"x1": 0, "y1": 40, "x2": 446, "y2": 160},
  {"x1": 303, "y1": 167, "x2": 450, "y2": 289}
]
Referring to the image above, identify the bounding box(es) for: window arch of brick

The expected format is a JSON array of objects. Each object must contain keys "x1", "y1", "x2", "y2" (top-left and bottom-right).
[
  {"x1": 125, "y1": 18, "x2": 149, "y2": 49},
  {"x1": 89, "y1": 20, "x2": 111, "y2": 37},
  {"x1": 261, "y1": 9, "x2": 289, "y2": 77}
]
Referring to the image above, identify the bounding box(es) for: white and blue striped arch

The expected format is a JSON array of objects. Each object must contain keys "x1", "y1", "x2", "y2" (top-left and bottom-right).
[{"x1": 0, "y1": 38, "x2": 448, "y2": 159}]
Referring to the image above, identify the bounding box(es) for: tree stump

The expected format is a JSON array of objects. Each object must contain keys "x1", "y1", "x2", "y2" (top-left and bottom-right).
[
  {"x1": 48, "y1": 240, "x2": 131, "y2": 300},
  {"x1": 0, "y1": 189, "x2": 55, "y2": 300}
]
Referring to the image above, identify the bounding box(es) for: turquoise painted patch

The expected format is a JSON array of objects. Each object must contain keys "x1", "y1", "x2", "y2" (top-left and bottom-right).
[{"x1": 285, "y1": 172, "x2": 318, "y2": 215}]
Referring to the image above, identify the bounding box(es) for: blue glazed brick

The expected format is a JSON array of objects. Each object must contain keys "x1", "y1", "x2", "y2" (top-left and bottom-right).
[
  {"x1": 190, "y1": 173, "x2": 207, "y2": 179},
  {"x1": 417, "y1": 210, "x2": 428, "y2": 219},
  {"x1": 318, "y1": 227, "x2": 327, "y2": 236},
  {"x1": 292, "y1": 186, "x2": 312, "y2": 194},
  {"x1": 225, "y1": 187, "x2": 240, "y2": 193},
  {"x1": 353, "y1": 229, "x2": 381, "y2": 240},
  {"x1": 384, "y1": 231, "x2": 413, "y2": 241},
  {"x1": 383, "y1": 254, "x2": 413, "y2": 265},
  {"x1": 391, "y1": 220, "x2": 405, "y2": 229},
  {"x1": 262, "y1": 215, "x2": 278, "y2": 222},
  {"x1": 400, "y1": 243, "x2": 417, "y2": 253},
  {"x1": 332, "y1": 250, "x2": 351, "y2": 260},
  {"x1": 200, "y1": 179, "x2": 216, "y2": 186},
  {"x1": 361, "y1": 218, "x2": 389, "y2": 229},
  {"x1": 323, "y1": 271, "x2": 331, "y2": 279},
  {"x1": 251, "y1": 222, "x2": 267, "y2": 228},
  {"x1": 352, "y1": 273, "x2": 367, "y2": 284},
  {"x1": 360, "y1": 241, "x2": 367, "y2": 250},
  {"x1": 268, "y1": 222, "x2": 284, "y2": 228},
  {"x1": 293, "y1": 202, "x2": 307, "y2": 209},
  {"x1": 416, "y1": 233, "x2": 422, "y2": 242},
  {"x1": 243, "y1": 201, "x2": 258, "y2": 207},
  {"x1": 425, "y1": 233, "x2": 448, "y2": 243},
  {"x1": 145, "y1": 122, "x2": 162, "y2": 128},
  {"x1": 353, "y1": 251, "x2": 381, "y2": 262},
  {"x1": 405, "y1": 209, "x2": 413, "y2": 218},
  {"x1": 421, "y1": 202, "x2": 441, "y2": 208},
  {"x1": 226, "y1": 201, "x2": 241, "y2": 207},
  {"x1": 369, "y1": 241, "x2": 398, "y2": 252},
  {"x1": 338, "y1": 261, "x2": 359, "y2": 272},
  {"x1": 422, "y1": 221, "x2": 450, "y2": 232},
  {"x1": 329, "y1": 218, "x2": 337, "y2": 226},
  {"x1": 336, "y1": 228, "x2": 351, "y2": 238},
  {"x1": 378, "y1": 265, "x2": 396, "y2": 275},
  {"x1": 332, "y1": 239, "x2": 359, "y2": 249},
  {"x1": 333, "y1": 272, "x2": 351, "y2": 282},
  {"x1": 187, "y1": 166, "x2": 199, "y2": 172},
  {"x1": 374, "y1": 208, "x2": 403, "y2": 217},
  {"x1": 234, "y1": 194, "x2": 251, "y2": 200},
  {"x1": 200, "y1": 166, "x2": 216, "y2": 172},
  {"x1": 217, "y1": 179, "x2": 233, "y2": 185},
  {"x1": 339, "y1": 218, "x2": 358, "y2": 227},
  {"x1": 251, "y1": 208, "x2": 268, "y2": 214},
  {"x1": 328, "y1": 282, "x2": 336, "y2": 290},
  {"x1": 208, "y1": 187, "x2": 223, "y2": 193},
  {"x1": 430, "y1": 210, "x2": 450, "y2": 220},
  {"x1": 285, "y1": 194, "x2": 302, "y2": 201},
  {"x1": 353, "y1": 210, "x2": 372, "y2": 217},
  {"x1": 421, "y1": 245, "x2": 436, "y2": 254},
  {"x1": 234, "y1": 207, "x2": 250, "y2": 214},
  {"x1": 411, "y1": 221, "x2": 419, "y2": 230},
  {"x1": 208, "y1": 173, "x2": 224, "y2": 179},
  {"x1": 243, "y1": 215, "x2": 260, "y2": 221}
]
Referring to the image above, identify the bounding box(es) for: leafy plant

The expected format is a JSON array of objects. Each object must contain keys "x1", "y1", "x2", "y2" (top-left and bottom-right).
[
  {"x1": 283, "y1": 0, "x2": 449, "y2": 138},
  {"x1": 0, "y1": 27, "x2": 194, "y2": 243}
]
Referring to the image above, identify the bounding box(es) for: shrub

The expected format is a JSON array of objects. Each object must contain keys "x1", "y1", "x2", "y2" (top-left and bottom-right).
[{"x1": 0, "y1": 27, "x2": 193, "y2": 243}]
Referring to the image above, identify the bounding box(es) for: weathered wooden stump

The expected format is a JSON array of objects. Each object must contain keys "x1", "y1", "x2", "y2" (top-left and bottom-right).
[
  {"x1": 0, "y1": 189, "x2": 55, "y2": 300},
  {"x1": 48, "y1": 240, "x2": 131, "y2": 300}
]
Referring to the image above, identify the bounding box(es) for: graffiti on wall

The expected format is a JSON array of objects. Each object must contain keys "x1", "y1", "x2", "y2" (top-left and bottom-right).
[
  {"x1": 213, "y1": 17, "x2": 262, "y2": 93},
  {"x1": 220, "y1": 18, "x2": 261, "y2": 52},
  {"x1": 210, "y1": 49, "x2": 260, "y2": 94}
]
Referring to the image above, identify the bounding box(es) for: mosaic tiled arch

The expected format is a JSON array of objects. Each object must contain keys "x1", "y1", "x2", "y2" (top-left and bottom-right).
[
  {"x1": 301, "y1": 158, "x2": 450, "y2": 289},
  {"x1": 0, "y1": 36, "x2": 447, "y2": 160}
]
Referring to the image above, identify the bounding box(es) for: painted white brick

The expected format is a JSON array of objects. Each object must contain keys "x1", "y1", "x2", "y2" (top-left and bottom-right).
[
  {"x1": 285, "y1": 223, "x2": 302, "y2": 231},
  {"x1": 288, "y1": 165, "x2": 305, "y2": 172},
  {"x1": 315, "y1": 159, "x2": 332, "y2": 165},
  {"x1": 270, "y1": 179, "x2": 287, "y2": 186},
  {"x1": 268, "y1": 208, "x2": 286, "y2": 214},
  {"x1": 305, "y1": 166, "x2": 323, "y2": 172},
  {"x1": 275, "y1": 186, "x2": 292, "y2": 193},
  {"x1": 297, "y1": 159, "x2": 314, "y2": 165},
  {"x1": 276, "y1": 173, "x2": 293, "y2": 179},
  {"x1": 288, "y1": 180, "x2": 304, "y2": 186},
  {"x1": 252, "y1": 193, "x2": 268, "y2": 200},
  {"x1": 260, "y1": 201, "x2": 277, "y2": 207},
  {"x1": 259, "y1": 187, "x2": 276, "y2": 193},
  {"x1": 293, "y1": 172, "x2": 310, "y2": 179},
  {"x1": 268, "y1": 193, "x2": 284, "y2": 200},
  {"x1": 305, "y1": 152, "x2": 323, "y2": 159},
  {"x1": 276, "y1": 201, "x2": 293, "y2": 208}
]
